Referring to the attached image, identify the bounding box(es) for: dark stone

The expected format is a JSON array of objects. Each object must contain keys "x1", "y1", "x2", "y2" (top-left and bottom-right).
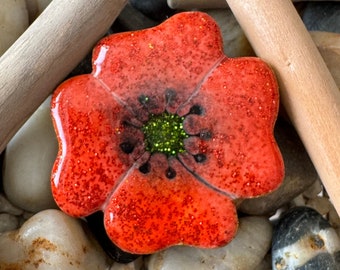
[
  {"x1": 302, "y1": 2, "x2": 340, "y2": 33},
  {"x1": 85, "y1": 211, "x2": 140, "y2": 263},
  {"x1": 66, "y1": 52, "x2": 92, "y2": 78},
  {"x1": 111, "y1": 3, "x2": 159, "y2": 33},
  {"x1": 272, "y1": 207, "x2": 340, "y2": 270},
  {"x1": 129, "y1": 0, "x2": 175, "y2": 21}
]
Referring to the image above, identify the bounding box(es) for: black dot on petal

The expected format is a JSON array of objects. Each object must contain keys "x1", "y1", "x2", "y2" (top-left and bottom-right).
[
  {"x1": 199, "y1": 130, "x2": 212, "y2": 140},
  {"x1": 119, "y1": 142, "x2": 134, "y2": 154},
  {"x1": 165, "y1": 88, "x2": 177, "y2": 103},
  {"x1": 138, "y1": 94, "x2": 150, "y2": 105},
  {"x1": 194, "y1": 154, "x2": 206, "y2": 163},
  {"x1": 189, "y1": 104, "x2": 204, "y2": 115},
  {"x1": 139, "y1": 163, "x2": 151, "y2": 174},
  {"x1": 165, "y1": 167, "x2": 176, "y2": 179}
]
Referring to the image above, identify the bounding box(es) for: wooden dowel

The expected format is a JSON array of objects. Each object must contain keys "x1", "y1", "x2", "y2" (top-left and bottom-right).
[
  {"x1": 225, "y1": 0, "x2": 340, "y2": 214},
  {"x1": 0, "y1": 0, "x2": 127, "y2": 153}
]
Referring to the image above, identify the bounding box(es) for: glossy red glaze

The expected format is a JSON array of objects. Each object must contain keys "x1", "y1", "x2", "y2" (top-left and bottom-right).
[{"x1": 51, "y1": 12, "x2": 284, "y2": 254}]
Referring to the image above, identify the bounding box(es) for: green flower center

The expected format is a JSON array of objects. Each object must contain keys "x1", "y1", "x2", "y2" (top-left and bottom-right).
[{"x1": 142, "y1": 112, "x2": 189, "y2": 156}]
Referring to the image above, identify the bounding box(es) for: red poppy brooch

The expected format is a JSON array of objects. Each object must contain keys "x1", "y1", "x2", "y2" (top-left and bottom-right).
[{"x1": 51, "y1": 11, "x2": 284, "y2": 254}]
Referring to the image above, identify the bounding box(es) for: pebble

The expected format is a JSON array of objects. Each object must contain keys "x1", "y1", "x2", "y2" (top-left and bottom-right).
[
  {"x1": 25, "y1": 0, "x2": 52, "y2": 22},
  {"x1": 205, "y1": 9, "x2": 254, "y2": 57},
  {"x1": 0, "y1": 0, "x2": 29, "y2": 56},
  {"x1": 130, "y1": 0, "x2": 174, "y2": 21},
  {"x1": 167, "y1": 0, "x2": 228, "y2": 10},
  {"x1": 3, "y1": 96, "x2": 58, "y2": 213},
  {"x1": 111, "y1": 3, "x2": 158, "y2": 32},
  {"x1": 238, "y1": 118, "x2": 319, "y2": 215},
  {"x1": 0, "y1": 209, "x2": 111, "y2": 269},
  {"x1": 302, "y1": 1, "x2": 340, "y2": 33},
  {"x1": 0, "y1": 213, "x2": 19, "y2": 233},
  {"x1": 310, "y1": 31, "x2": 340, "y2": 88},
  {"x1": 272, "y1": 206, "x2": 340, "y2": 270},
  {"x1": 146, "y1": 216, "x2": 272, "y2": 270},
  {"x1": 0, "y1": 194, "x2": 24, "y2": 216}
]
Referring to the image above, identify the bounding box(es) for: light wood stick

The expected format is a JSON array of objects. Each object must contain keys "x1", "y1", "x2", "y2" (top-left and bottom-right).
[
  {"x1": 0, "y1": 0, "x2": 127, "y2": 153},
  {"x1": 225, "y1": 0, "x2": 340, "y2": 214}
]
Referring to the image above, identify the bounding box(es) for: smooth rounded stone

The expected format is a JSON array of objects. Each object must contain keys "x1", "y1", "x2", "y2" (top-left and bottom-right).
[
  {"x1": 329, "y1": 207, "x2": 340, "y2": 229},
  {"x1": 302, "y1": 2, "x2": 340, "y2": 33},
  {"x1": 130, "y1": 0, "x2": 174, "y2": 21},
  {"x1": 0, "y1": 0, "x2": 29, "y2": 56},
  {"x1": 110, "y1": 257, "x2": 144, "y2": 270},
  {"x1": 205, "y1": 9, "x2": 254, "y2": 57},
  {"x1": 167, "y1": 0, "x2": 228, "y2": 10},
  {"x1": 0, "y1": 213, "x2": 19, "y2": 233},
  {"x1": 0, "y1": 209, "x2": 111, "y2": 269},
  {"x1": 3, "y1": 96, "x2": 58, "y2": 212},
  {"x1": 146, "y1": 216, "x2": 272, "y2": 270},
  {"x1": 0, "y1": 194, "x2": 24, "y2": 216},
  {"x1": 305, "y1": 196, "x2": 333, "y2": 216},
  {"x1": 25, "y1": 0, "x2": 52, "y2": 23},
  {"x1": 253, "y1": 253, "x2": 272, "y2": 270},
  {"x1": 272, "y1": 206, "x2": 340, "y2": 270},
  {"x1": 238, "y1": 118, "x2": 319, "y2": 215},
  {"x1": 310, "y1": 31, "x2": 340, "y2": 88},
  {"x1": 302, "y1": 178, "x2": 323, "y2": 199},
  {"x1": 112, "y1": 3, "x2": 159, "y2": 32}
]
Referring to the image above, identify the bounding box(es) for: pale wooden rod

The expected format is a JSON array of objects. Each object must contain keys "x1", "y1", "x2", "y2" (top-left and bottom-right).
[
  {"x1": 0, "y1": 0, "x2": 127, "y2": 153},
  {"x1": 225, "y1": 0, "x2": 340, "y2": 215}
]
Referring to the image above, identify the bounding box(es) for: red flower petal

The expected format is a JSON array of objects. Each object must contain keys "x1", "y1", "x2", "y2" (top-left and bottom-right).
[
  {"x1": 92, "y1": 12, "x2": 224, "y2": 118},
  {"x1": 178, "y1": 57, "x2": 284, "y2": 198},
  {"x1": 51, "y1": 75, "x2": 145, "y2": 216},
  {"x1": 103, "y1": 154, "x2": 237, "y2": 254}
]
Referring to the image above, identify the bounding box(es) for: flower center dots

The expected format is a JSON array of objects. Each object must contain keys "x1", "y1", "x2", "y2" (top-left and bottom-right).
[{"x1": 142, "y1": 112, "x2": 189, "y2": 157}]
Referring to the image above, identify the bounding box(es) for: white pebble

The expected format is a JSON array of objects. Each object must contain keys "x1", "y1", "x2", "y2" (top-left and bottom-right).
[
  {"x1": 0, "y1": 209, "x2": 110, "y2": 269},
  {"x1": 3, "y1": 96, "x2": 58, "y2": 212},
  {"x1": 0, "y1": 0, "x2": 29, "y2": 56},
  {"x1": 146, "y1": 216, "x2": 272, "y2": 270}
]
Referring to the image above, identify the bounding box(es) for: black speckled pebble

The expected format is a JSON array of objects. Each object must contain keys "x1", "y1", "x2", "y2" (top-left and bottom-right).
[{"x1": 272, "y1": 206, "x2": 340, "y2": 270}]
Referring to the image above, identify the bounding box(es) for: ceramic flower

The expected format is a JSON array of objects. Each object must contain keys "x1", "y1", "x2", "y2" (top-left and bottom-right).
[{"x1": 51, "y1": 11, "x2": 284, "y2": 254}]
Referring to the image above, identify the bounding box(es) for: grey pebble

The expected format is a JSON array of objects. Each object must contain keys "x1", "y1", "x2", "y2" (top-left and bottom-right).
[
  {"x1": 0, "y1": 213, "x2": 19, "y2": 233},
  {"x1": 302, "y1": 2, "x2": 340, "y2": 33},
  {"x1": 129, "y1": 0, "x2": 174, "y2": 21},
  {"x1": 0, "y1": 194, "x2": 24, "y2": 216}
]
